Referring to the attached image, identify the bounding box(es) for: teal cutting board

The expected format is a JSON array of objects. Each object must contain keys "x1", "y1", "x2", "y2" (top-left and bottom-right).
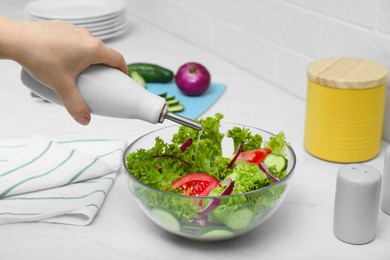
[{"x1": 146, "y1": 82, "x2": 226, "y2": 120}]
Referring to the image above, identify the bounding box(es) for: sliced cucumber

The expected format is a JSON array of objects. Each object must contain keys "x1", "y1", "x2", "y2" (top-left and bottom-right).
[
  {"x1": 224, "y1": 172, "x2": 238, "y2": 182},
  {"x1": 264, "y1": 154, "x2": 287, "y2": 172},
  {"x1": 201, "y1": 228, "x2": 234, "y2": 238},
  {"x1": 150, "y1": 208, "x2": 180, "y2": 232},
  {"x1": 158, "y1": 93, "x2": 185, "y2": 113},
  {"x1": 130, "y1": 71, "x2": 146, "y2": 88},
  {"x1": 166, "y1": 99, "x2": 180, "y2": 106},
  {"x1": 168, "y1": 105, "x2": 184, "y2": 113},
  {"x1": 222, "y1": 207, "x2": 254, "y2": 230}
]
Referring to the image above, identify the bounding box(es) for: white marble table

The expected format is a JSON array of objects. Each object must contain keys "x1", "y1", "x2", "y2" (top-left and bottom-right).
[{"x1": 0, "y1": 4, "x2": 389, "y2": 260}]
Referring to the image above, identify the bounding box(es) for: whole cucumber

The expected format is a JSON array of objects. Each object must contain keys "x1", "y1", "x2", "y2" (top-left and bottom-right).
[{"x1": 127, "y1": 63, "x2": 174, "y2": 83}]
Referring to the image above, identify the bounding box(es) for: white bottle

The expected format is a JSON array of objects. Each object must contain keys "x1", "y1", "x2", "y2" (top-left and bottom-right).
[{"x1": 21, "y1": 65, "x2": 201, "y2": 130}]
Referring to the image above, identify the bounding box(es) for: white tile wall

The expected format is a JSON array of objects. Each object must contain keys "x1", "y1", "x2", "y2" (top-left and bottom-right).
[
  {"x1": 243, "y1": 0, "x2": 323, "y2": 58},
  {"x1": 213, "y1": 20, "x2": 278, "y2": 84},
  {"x1": 378, "y1": 0, "x2": 390, "y2": 34},
  {"x1": 125, "y1": 0, "x2": 390, "y2": 99},
  {"x1": 11, "y1": 0, "x2": 390, "y2": 100},
  {"x1": 285, "y1": 0, "x2": 378, "y2": 29},
  {"x1": 127, "y1": 0, "x2": 390, "y2": 99},
  {"x1": 159, "y1": 1, "x2": 213, "y2": 49}
]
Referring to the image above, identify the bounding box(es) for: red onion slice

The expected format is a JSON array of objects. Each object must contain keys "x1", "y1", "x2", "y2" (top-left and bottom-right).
[
  {"x1": 180, "y1": 138, "x2": 193, "y2": 152},
  {"x1": 198, "y1": 178, "x2": 234, "y2": 217},
  {"x1": 259, "y1": 162, "x2": 279, "y2": 182},
  {"x1": 219, "y1": 178, "x2": 234, "y2": 195},
  {"x1": 227, "y1": 143, "x2": 243, "y2": 168}
]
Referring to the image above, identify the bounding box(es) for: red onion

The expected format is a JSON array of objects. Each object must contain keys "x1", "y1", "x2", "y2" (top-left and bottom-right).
[
  {"x1": 227, "y1": 143, "x2": 243, "y2": 168},
  {"x1": 180, "y1": 138, "x2": 193, "y2": 152},
  {"x1": 198, "y1": 178, "x2": 234, "y2": 217},
  {"x1": 259, "y1": 162, "x2": 279, "y2": 182},
  {"x1": 175, "y1": 62, "x2": 211, "y2": 96}
]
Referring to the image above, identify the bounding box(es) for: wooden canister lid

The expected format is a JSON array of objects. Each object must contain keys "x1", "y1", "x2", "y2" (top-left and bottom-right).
[{"x1": 307, "y1": 57, "x2": 388, "y2": 89}]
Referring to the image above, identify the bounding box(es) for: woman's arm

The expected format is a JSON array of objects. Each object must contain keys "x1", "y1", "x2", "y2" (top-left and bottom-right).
[{"x1": 0, "y1": 16, "x2": 127, "y2": 125}]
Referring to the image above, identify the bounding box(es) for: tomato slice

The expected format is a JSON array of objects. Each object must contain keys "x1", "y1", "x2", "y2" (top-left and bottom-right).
[
  {"x1": 171, "y1": 173, "x2": 221, "y2": 196},
  {"x1": 236, "y1": 148, "x2": 272, "y2": 165}
]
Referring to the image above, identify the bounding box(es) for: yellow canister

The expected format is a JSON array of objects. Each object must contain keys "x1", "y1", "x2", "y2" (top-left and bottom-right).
[{"x1": 304, "y1": 57, "x2": 388, "y2": 162}]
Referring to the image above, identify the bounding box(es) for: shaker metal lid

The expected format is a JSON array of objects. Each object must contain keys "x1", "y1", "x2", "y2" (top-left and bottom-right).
[{"x1": 307, "y1": 57, "x2": 388, "y2": 89}]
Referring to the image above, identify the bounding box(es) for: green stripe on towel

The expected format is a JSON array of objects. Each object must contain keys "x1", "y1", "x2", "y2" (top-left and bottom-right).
[
  {"x1": 0, "y1": 141, "x2": 53, "y2": 178},
  {"x1": 0, "y1": 144, "x2": 27, "y2": 148},
  {"x1": 0, "y1": 212, "x2": 41, "y2": 216},
  {"x1": 3, "y1": 190, "x2": 107, "y2": 200},
  {"x1": 97, "y1": 148, "x2": 124, "y2": 158},
  {"x1": 57, "y1": 139, "x2": 116, "y2": 144},
  {"x1": 80, "y1": 176, "x2": 115, "y2": 184},
  {"x1": 66, "y1": 157, "x2": 99, "y2": 184},
  {"x1": 86, "y1": 204, "x2": 99, "y2": 209},
  {"x1": 0, "y1": 149, "x2": 75, "y2": 198}
]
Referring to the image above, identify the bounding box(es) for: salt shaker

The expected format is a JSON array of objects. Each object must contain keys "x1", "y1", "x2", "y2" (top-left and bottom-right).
[
  {"x1": 381, "y1": 146, "x2": 390, "y2": 215},
  {"x1": 333, "y1": 164, "x2": 382, "y2": 244}
]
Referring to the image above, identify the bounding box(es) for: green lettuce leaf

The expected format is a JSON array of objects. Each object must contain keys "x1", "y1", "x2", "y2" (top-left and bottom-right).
[
  {"x1": 264, "y1": 132, "x2": 289, "y2": 156},
  {"x1": 226, "y1": 126, "x2": 263, "y2": 152}
]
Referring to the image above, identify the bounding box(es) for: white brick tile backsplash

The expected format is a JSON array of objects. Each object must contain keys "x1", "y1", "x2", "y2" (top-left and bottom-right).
[
  {"x1": 243, "y1": 0, "x2": 323, "y2": 58},
  {"x1": 378, "y1": 0, "x2": 390, "y2": 34},
  {"x1": 213, "y1": 21, "x2": 277, "y2": 84},
  {"x1": 185, "y1": 0, "x2": 244, "y2": 26},
  {"x1": 276, "y1": 48, "x2": 313, "y2": 100},
  {"x1": 127, "y1": 0, "x2": 160, "y2": 25},
  {"x1": 159, "y1": 0, "x2": 213, "y2": 49},
  {"x1": 126, "y1": 0, "x2": 390, "y2": 99},
  {"x1": 321, "y1": 19, "x2": 390, "y2": 69},
  {"x1": 283, "y1": 0, "x2": 379, "y2": 29}
]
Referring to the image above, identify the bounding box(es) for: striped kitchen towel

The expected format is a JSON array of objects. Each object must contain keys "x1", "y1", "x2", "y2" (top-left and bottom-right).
[{"x1": 0, "y1": 135, "x2": 126, "y2": 225}]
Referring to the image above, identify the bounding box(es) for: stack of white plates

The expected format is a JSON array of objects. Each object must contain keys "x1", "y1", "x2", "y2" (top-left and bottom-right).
[{"x1": 23, "y1": 0, "x2": 128, "y2": 41}]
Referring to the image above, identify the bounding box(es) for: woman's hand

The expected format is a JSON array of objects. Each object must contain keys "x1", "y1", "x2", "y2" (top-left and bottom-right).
[{"x1": 0, "y1": 16, "x2": 127, "y2": 125}]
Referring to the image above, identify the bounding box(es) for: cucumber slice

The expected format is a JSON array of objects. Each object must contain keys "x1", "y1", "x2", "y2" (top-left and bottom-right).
[
  {"x1": 264, "y1": 154, "x2": 287, "y2": 172},
  {"x1": 201, "y1": 229, "x2": 234, "y2": 238},
  {"x1": 166, "y1": 99, "x2": 180, "y2": 106},
  {"x1": 159, "y1": 92, "x2": 168, "y2": 98},
  {"x1": 150, "y1": 208, "x2": 180, "y2": 232},
  {"x1": 223, "y1": 208, "x2": 254, "y2": 230},
  {"x1": 168, "y1": 105, "x2": 185, "y2": 113},
  {"x1": 165, "y1": 95, "x2": 175, "y2": 101},
  {"x1": 224, "y1": 172, "x2": 238, "y2": 182},
  {"x1": 130, "y1": 71, "x2": 146, "y2": 88}
]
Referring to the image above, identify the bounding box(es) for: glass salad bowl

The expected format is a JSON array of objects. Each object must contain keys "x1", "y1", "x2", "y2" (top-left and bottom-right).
[{"x1": 123, "y1": 122, "x2": 296, "y2": 241}]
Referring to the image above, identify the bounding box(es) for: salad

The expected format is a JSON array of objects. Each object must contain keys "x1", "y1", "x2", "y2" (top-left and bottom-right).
[{"x1": 125, "y1": 113, "x2": 291, "y2": 238}]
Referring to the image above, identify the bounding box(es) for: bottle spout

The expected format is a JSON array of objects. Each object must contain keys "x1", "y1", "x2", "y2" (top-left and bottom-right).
[{"x1": 160, "y1": 105, "x2": 202, "y2": 131}]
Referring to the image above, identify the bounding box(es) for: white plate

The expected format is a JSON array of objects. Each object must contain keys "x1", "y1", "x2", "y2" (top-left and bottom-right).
[
  {"x1": 72, "y1": 11, "x2": 126, "y2": 27},
  {"x1": 24, "y1": 0, "x2": 126, "y2": 22},
  {"x1": 94, "y1": 23, "x2": 128, "y2": 41},
  {"x1": 91, "y1": 20, "x2": 127, "y2": 36},
  {"x1": 82, "y1": 15, "x2": 127, "y2": 32},
  {"x1": 25, "y1": 13, "x2": 127, "y2": 34}
]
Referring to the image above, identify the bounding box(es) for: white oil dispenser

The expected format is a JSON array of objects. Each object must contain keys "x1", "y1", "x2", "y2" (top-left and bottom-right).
[{"x1": 21, "y1": 65, "x2": 202, "y2": 130}]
